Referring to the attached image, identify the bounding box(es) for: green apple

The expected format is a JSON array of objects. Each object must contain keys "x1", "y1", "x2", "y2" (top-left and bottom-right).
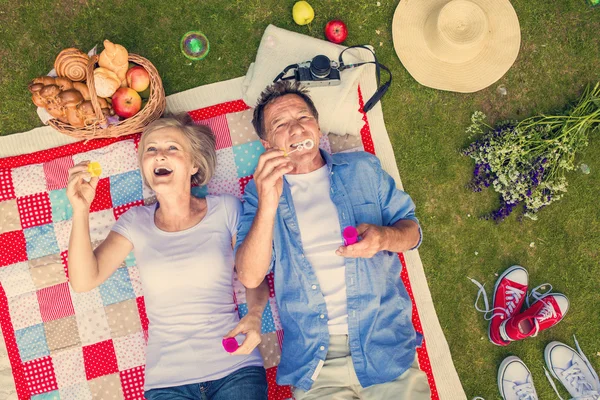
[{"x1": 293, "y1": 1, "x2": 314, "y2": 25}]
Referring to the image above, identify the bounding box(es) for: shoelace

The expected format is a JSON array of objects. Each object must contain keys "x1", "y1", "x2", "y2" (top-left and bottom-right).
[
  {"x1": 544, "y1": 336, "x2": 600, "y2": 400},
  {"x1": 527, "y1": 301, "x2": 557, "y2": 338},
  {"x1": 468, "y1": 277, "x2": 525, "y2": 321},
  {"x1": 514, "y1": 382, "x2": 538, "y2": 400},
  {"x1": 526, "y1": 283, "x2": 553, "y2": 307}
]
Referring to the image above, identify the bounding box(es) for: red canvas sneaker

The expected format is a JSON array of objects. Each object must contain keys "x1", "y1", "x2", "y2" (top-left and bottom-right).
[
  {"x1": 499, "y1": 294, "x2": 569, "y2": 343},
  {"x1": 470, "y1": 265, "x2": 529, "y2": 346}
]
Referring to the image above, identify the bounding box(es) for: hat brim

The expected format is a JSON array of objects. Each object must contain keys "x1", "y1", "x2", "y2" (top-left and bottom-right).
[{"x1": 392, "y1": 0, "x2": 521, "y2": 93}]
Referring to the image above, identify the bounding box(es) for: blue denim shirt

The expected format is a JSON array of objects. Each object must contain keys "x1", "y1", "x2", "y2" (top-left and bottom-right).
[{"x1": 235, "y1": 150, "x2": 422, "y2": 391}]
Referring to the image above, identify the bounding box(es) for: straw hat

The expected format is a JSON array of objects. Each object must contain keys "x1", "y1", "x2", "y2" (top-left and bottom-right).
[{"x1": 392, "y1": 0, "x2": 521, "y2": 93}]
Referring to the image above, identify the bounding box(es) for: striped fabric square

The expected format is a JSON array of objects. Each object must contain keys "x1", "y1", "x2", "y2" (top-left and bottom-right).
[
  {"x1": 196, "y1": 115, "x2": 233, "y2": 150},
  {"x1": 23, "y1": 356, "x2": 58, "y2": 396},
  {"x1": 43, "y1": 156, "x2": 74, "y2": 191},
  {"x1": 17, "y1": 192, "x2": 52, "y2": 229},
  {"x1": 36, "y1": 282, "x2": 75, "y2": 322}
]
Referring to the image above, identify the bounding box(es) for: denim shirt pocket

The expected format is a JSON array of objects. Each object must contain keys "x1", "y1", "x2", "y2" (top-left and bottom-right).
[{"x1": 352, "y1": 203, "x2": 382, "y2": 227}]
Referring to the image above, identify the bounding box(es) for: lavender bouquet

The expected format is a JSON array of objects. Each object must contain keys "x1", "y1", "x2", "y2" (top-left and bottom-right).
[{"x1": 463, "y1": 83, "x2": 600, "y2": 221}]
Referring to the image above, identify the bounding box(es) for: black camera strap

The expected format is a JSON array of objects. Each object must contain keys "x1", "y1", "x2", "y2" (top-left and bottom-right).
[{"x1": 338, "y1": 45, "x2": 391, "y2": 113}]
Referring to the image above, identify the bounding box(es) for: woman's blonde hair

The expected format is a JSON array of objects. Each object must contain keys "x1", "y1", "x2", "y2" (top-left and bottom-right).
[{"x1": 138, "y1": 113, "x2": 216, "y2": 186}]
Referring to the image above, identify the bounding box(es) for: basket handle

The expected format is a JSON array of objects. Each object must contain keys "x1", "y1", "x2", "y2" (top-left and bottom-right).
[{"x1": 85, "y1": 55, "x2": 107, "y2": 124}]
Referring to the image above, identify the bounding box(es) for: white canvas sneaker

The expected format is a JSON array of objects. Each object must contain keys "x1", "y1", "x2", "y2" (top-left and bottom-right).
[
  {"x1": 498, "y1": 356, "x2": 539, "y2": 400},
  {"x1": 544, "y1": 336, "x2": 600, "y2": 400}
]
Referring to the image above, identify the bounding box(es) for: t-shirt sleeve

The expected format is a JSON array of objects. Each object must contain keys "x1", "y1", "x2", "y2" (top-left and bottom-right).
[
  {"x1": 111, "y1": 207, "x2": 137, "y2": 243},
  {"x1": 372, "y1": 156, "x2": 423, "y2": 250},
  {"x1": 222, "y1": 194, "x2": 243, "y2": 238}
]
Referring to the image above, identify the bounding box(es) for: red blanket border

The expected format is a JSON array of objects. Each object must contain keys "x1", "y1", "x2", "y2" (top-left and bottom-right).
[{"x1": 0, "y1": 91, "x2": 439, "y2": 399}]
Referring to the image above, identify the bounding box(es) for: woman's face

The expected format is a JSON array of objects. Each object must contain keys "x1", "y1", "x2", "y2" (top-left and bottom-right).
[{"x1": 141, "y1": 127, "x2": 198, "y2": 194}]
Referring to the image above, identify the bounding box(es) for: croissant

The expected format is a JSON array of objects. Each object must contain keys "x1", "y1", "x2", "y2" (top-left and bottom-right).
[
  {"x1": 93, "y1": 67, "x2": 120, "y2": 98},
  {"x1": 98, "y1": 40, "x2": 128, "y2": 86},
  {"x1": 54, "y1": 48, "x2": 89, "y2": 82}
]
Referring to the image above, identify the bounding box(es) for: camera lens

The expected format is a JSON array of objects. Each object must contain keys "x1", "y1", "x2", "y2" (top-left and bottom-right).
[{"x1": 310, "y1": 55, "x2": 332, "y2": 79}]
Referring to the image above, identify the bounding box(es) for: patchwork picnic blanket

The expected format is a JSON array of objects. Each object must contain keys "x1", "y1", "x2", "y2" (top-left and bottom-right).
[{"x1": 0, "y1": 78, "x2": 465, "y2": 400}]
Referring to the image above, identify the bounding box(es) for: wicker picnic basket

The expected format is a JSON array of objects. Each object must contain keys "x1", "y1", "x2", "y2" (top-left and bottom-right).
[{"x1": 48, "y1": 54, "x2": 166, "y2": 139}]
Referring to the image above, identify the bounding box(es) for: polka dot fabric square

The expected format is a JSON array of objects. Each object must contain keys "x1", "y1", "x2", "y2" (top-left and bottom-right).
[
  {"x1": 17, "y1": 192, "x2": 52, "y2": 229},
  {"x1": 98, "y1": 267, "x2": 136, "y2": 306},
  {"x1": 238, "y1": 175, "x2": 253, "y2": 196},
  {"x1": 31, "y1": 390, "x2": 60, "y2": 400},
  {"x1": 24, "y1": 223, "x2": 60, "y2": 260},
  {"x1": 196, "y1": 115, "x2": 232, "y2": 150},
  {"x1": 104, "y1": 299, "x2": 142, "y2": 338},
  {"x1": 0, "y1": 230, "x2": 28, "y2": 267},
  {"x1": 44, "y1": 315, "x2": 81, "y2": 352},
  {"x1": 11, "y1": 163, "x2": 47, "y2": 198},
  {"x1": 23, "y1": 356, "x2": 58, "y2": 396},
  {"x1": 89, "y1": 177, "x2": 113, "y2": 212},
  {"x1": 51, "y1": 347, "x2": 87, "y2": 389},
  {"x1": 0, "y1": 168, "x2": 16, "y2": 201},
  {"x1": 88, "y1": 373, "x2": 124, "y2": 400},
  {"x1": 213, "y1": 147, "x2": 238, "y2": 182},
  {"x1": 29, "y1": 253, "x2": 67, "y2": 290},
  {"x1": 82, "y1": 339, "x2": 119, "y2": 380},
  {"x1": 58, "y1": 382, "x2": 92, "y2": 399},
  {"x1": 261, "y1": 301, "x2": 276, "y2": 334},
  {"x1": 226, "y1": 109, "x2": 260, "y2": 146},
  {"x1": 136, "y1": 296, "x2": 149, "y2": 335},
  {"x1": 232, "y1": 141, "x2": 265, "y2": 178},
  {"x1": 52, "y1": 220, "x2": 72, "y2": 252},
  {"x1": 258, "y1": 332, "x2": 281, "y2": 369},
  {"x1": 89, "y1": 209, "x2": 116, "y2": 243},
  {"x1": 73, "y1": 140, "x2": 138, "y2": 178},
  {"x1": 15, "y1": 323, "x2": 50, "y2": 362},
  {"x1": 43, "y1": 156, "x2": 74, "y2": 191},
  {"x1": 70, "y1": 286, "x2": 104, "y2": 315},
  {"x1": 266, "y1": 366, "x2": 292, "y2": 400},
  {"x1": 8, "y1": 291, "x2": 43, "y2": 330},
  {"x1": 207, "y1": 178, "x2": 241, "y2": 199},
  {"x1": 76, "y1": 308, "x2": 111, "y2": 346},
  {"x1": 0, "y1": 198, "x2": 21, "y2": 234},
  {"x1": 36, "y1": 282, "x2": 75, "y2": 322},
  {"x1": 119, "y1": 365, "x2": 145, "y2": 400},
  {"x1": 0, "y1": 261, "x2": 36, "y2": 298},
  {"x1": 49, "y1": 189, "x2": 72, "y2": 222},
  {"x1": 109, "y1": 170, "x2": 143, "y2": 208},
  {"x1": 113, "y1": 331, "x2": 146, "y2": 371},
  {"x1": 127, "y1": 265, "x2": 143, "y2": 298},
  {"x1": 113, "y1": 200, "x2": 143, "y2": 221}
]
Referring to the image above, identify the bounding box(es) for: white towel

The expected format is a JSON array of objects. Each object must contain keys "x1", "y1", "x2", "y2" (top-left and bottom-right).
[{"x1": 242, "y1": 24, "x2": 379, "y2": 137}]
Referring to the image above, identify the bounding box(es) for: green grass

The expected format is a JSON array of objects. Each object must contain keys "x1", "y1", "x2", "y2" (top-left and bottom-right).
[{"x1": 1, "y1": 0, "x2": 599, "y2": 398}]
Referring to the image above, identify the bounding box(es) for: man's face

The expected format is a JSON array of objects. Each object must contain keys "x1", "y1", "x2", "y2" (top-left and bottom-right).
[{"x1": 261, "y1": 94, "x2": 323, "y2": 174}]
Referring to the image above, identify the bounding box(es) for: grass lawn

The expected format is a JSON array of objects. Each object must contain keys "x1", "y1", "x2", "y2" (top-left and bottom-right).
[{"x1": 1, "y1": 0, "x2": 599, "y2": 398}]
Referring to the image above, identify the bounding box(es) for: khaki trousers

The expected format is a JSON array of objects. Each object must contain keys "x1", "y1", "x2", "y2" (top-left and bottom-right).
[{"x1": 292, "y1": 335, "x2": 431, "y2": 400}]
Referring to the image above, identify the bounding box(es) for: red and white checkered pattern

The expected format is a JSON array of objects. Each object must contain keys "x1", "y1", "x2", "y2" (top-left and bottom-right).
[
  {"x1": 16, "y1": 193, "x2": 52, "y2": 229},
  {"x1": 22, "y1": 356, "x2": 58, "y2": 396}
]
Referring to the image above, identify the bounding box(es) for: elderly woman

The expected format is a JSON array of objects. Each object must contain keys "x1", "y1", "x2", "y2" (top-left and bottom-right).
[{"x1": 66, "y1": 113, "x2": 268, "y2": 399}]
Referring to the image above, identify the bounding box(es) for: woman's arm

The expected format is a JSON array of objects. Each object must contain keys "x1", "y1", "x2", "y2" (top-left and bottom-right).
[{"x1": 67, "y1": 162, "x2": 133, "y2": 292}]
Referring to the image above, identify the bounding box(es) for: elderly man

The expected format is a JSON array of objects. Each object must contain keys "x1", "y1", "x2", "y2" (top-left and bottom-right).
[{"x1": 235, "y1": 81, "x2": 431, "y2": 400}]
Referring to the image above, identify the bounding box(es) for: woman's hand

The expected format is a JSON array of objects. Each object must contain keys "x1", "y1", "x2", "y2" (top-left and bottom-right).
[
  {"x1": 224, "y1": 310, "x2": 263, "y2": 355},
  {"x1": 67, "y1": 161, "x2": 99, "y2": 213}
]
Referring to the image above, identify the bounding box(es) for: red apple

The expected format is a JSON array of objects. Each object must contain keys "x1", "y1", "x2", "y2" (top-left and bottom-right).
[
  {"x1": 112, "y1": 87, "x2": 142, "y2": 118},
  {"x1": 126, "y1": 66, "x2": 150, "y2": 92},
  {"x1": 325, "y1": 20, "x2": 348, "y2": 44}
]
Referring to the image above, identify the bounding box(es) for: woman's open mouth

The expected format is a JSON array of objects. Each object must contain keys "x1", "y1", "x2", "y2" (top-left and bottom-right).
[{"x1": 154, "y1": 167, "x2": 173, "y2": 177}]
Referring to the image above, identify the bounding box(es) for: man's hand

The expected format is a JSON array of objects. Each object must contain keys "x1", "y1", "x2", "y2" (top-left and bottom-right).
[
  {"x1": 224, "y1": 310, "x2": 263, "y2": 355},
  {"x1": 335, "y1": 223, "x2": 388, "y2": 258},
  {"x1": 254, "y1": 149, "x2": 293, "y2": 212}
]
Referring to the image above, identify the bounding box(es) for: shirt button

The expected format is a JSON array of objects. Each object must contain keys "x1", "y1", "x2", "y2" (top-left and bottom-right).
[
  {"x1": 301, "y1": 254, "x2": 305, "y2": 259},
  {"x1": 311, "y1": 285, "x2": 317, "y2": 290},
  {"x1": 320, "y1": 314, "x2": 325, "y2": 319},
  {"x1": 320, "y1": 346, "x2": 325, "y2": 351}
]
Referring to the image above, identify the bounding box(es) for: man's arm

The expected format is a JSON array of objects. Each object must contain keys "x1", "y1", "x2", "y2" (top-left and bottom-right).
[
  {"x1": 235, "y1": 149, "x2": 293, "y2": 288},
  {"x1": 335, "y1": 219, "x2": 420, "y2": 258}
]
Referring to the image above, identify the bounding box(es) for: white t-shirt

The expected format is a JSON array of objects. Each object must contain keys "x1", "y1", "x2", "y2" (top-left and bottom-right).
[
  {"x1": 111, "y1": 194, "x2": 263, "y2": 390},
  {"x1": 285, "y1": 165, "x2": 349, "y2": 335}
]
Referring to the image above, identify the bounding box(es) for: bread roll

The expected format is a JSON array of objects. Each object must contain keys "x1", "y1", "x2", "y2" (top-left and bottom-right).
[
  {"x1": 93, "y1": 67, "x2": 120, "y2": 97},
  {"x1": 55, "y1": 48, "x2": 89, "y2": 82}
]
